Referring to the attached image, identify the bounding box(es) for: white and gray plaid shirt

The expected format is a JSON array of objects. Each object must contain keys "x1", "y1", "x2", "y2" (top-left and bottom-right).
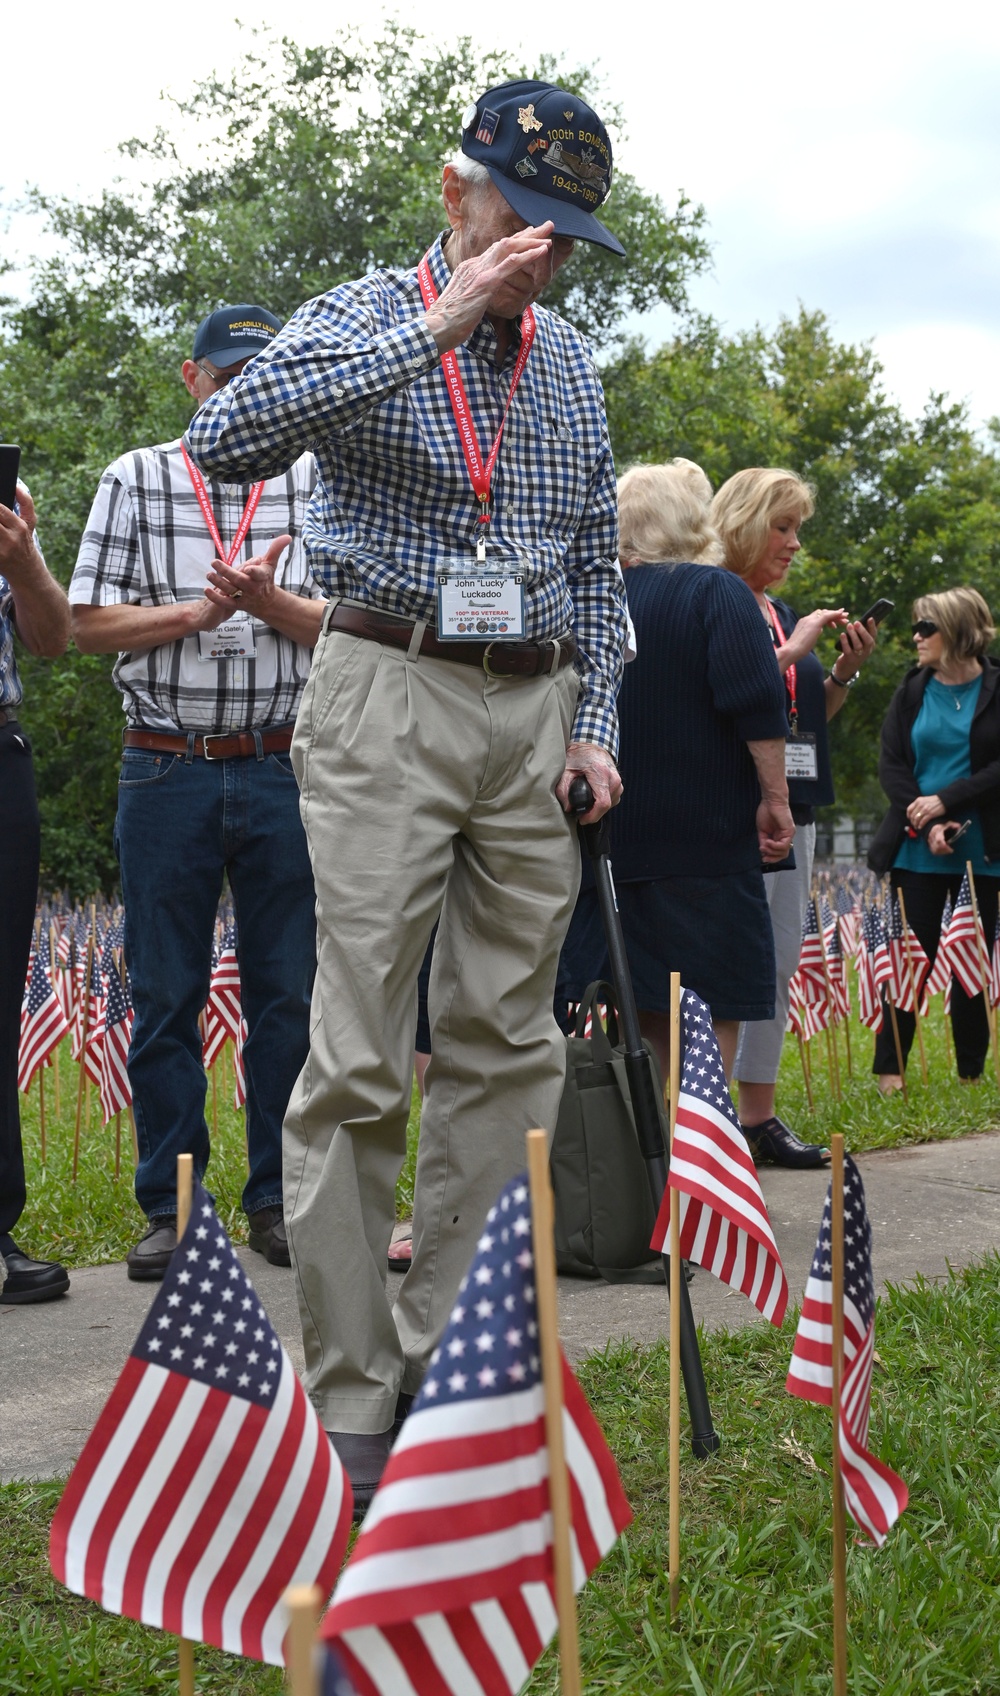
[
  {"x1": 186, "y1": 236, "x2": 626, "y2": 753},
  {"x1": 70, "y1": 444, "x2": 321, "y2": 734}
]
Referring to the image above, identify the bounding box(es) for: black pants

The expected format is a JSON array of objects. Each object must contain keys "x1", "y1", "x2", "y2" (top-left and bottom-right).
[
  {"x1": 872, "y1": 867, "x2": 1000, "y2": 1079},
  {"x1": 0, "y1": 721, "x2": 40, "y2": 1254}
]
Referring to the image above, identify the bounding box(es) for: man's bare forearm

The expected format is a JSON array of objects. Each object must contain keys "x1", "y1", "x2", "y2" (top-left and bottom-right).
[{"x1": 746, "y1": 736, "x2": 789, "y2": 803}]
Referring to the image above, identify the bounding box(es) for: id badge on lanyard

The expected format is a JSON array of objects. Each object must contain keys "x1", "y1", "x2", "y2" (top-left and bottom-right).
[
  {"x1": 418, "y1": 253, "x2": 535, "y2": 642},
  {"x1": 768, "y1": 598, "x2": 819, "y2": 782},
  {"x1": 180, "y1": 443, "x2": 265, "y2": 664}
]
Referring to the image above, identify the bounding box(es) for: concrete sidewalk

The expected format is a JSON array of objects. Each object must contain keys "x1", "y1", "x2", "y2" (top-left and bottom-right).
[{"x1": 3, "y1": 1133, "x2": 999, "y2": 1482}]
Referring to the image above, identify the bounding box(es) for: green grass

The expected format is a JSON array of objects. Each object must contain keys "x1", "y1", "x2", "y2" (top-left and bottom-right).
[
  {"x1": 3, "y1": 1257, "x2": 999, "y2": 1694},
  {"x1": 13, "y1": 1043, "x2": 422, "y2": 1267}
]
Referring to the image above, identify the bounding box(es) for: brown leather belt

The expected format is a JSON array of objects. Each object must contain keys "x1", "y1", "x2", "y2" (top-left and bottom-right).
[
  {"x1": 123, "y1": 727, "x2": 294, "y2": 760},
  {"x1": 327, "y1": 602, "x2": 576, "y2": 678}
]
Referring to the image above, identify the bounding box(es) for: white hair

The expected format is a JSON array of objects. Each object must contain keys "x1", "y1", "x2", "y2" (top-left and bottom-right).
[{"x1": 443, "y1": 151, "x2": 492, "y2": 189}]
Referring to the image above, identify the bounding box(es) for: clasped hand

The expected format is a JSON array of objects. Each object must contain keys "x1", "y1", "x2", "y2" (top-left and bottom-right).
[{"x1": 203, "y1": 534, "x2": 292, "y2": 623}]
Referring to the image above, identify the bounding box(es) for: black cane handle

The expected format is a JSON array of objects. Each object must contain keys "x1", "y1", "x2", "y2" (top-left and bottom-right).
[{"x1": 568, "y1": 775, "x2": 610, "y2": 859}]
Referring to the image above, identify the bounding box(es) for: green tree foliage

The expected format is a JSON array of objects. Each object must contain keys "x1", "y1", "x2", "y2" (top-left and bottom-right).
[
  {"x1": 1, "y1": 27, "x2": 707, "y2": 893},
  {"x1": 604, "y1": 310, "x2": 1000, "y2": 817}
]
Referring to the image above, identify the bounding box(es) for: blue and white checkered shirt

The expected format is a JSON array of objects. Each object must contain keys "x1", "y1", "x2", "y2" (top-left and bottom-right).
[{"x1": 186, "y1": 235, "x2": 625, "y2": 753}]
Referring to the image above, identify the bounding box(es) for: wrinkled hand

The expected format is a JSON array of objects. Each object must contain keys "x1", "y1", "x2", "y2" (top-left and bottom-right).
[
  {"x1": 907, "y1": 793, "x2": 945, "y2": 830},
  {"x1": 757, "y1": 798, "x2": 795, "y2": 864},
  {"x1": 781, "y1": 607, "x2": 848, "y2": 665},
  {"x1": 0, "y1": 483, "x2": 41, "y2": 581},
  {"x1": 427, "y1": 225, "x2": 556, "y2": 352},
  {"x1": 928, "y1": 822, "x2": 959, "y2": 856},
  {"x1": 205, "y1": 534, "x2": 292, "y2": 620},
  {"x1": 557, "y1": 742, "x2": 623, "y2": 823},
  {"x1": 833, "y1": 615, "x2": 878, "y2": 678}
]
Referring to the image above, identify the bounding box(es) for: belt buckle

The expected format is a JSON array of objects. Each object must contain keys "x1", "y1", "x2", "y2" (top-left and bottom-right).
[
  {"x1": 482, "y1": 642, "x2": 505, "y2": 678},
  {"x1": 202, "y1": 733, "x2": 227, "y2": 761}
]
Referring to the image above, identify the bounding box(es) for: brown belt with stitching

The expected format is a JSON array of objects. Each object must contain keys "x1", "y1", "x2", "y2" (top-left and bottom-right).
[
  {"x1": 326, "y1": 602, "x2": 576, "y2": 677},
  {"x1": 123, "y1": 727, "x2": 294, "y2": 760}
]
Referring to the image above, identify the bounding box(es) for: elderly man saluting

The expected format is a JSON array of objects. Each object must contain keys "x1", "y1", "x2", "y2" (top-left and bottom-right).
[{"x1": 188, "y1": 79, "x2": 628, "y2": 1508}]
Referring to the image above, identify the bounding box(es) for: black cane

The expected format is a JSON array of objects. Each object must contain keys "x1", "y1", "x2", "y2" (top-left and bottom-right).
[{"x1": 568, "y1": 776, "x2": 720, "y2": 1456}]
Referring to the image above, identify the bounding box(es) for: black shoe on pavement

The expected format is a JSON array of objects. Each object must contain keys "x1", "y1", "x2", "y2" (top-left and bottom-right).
[
  {"x1": 126, "y1": 1216, "x2": 178, "y2": 1281},
  {"x1": 247, "y1": 1206, "x2": 291, "y2": 1267},
  {"x1": 743, "y1": 1116, "x2": 831, "y2": 1169},
  {"x1": 0, "y1": 1245, "x2": 70, "y2": 1305},
  {"x1": 327, "y1": 1429, "x2": 394, "y2": 1520}
]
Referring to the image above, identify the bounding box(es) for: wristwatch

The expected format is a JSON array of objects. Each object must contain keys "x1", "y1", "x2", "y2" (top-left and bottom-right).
[{"x1": 828, "y1": 665, "x2": 858, "y2": 688}]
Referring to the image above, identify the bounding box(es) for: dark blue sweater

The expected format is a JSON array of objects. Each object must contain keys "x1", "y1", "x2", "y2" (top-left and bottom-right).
[{"x1": 605, "y1": 562, "x2": 787, "y2": 879}]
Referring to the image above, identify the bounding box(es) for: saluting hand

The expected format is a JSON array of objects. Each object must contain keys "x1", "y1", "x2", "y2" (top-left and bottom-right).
[{"x1": 426, "y1": 226, "x2": 557, "y2": 354}]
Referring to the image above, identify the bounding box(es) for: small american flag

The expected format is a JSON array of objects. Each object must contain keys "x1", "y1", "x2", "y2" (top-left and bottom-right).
[
  {"x1": 49, "y1": 1183, "x2": 352, "y2": 1665},
  {"x1": 99, "y1": 969, "x2": 134, "y2": 1124},
  {"x1": 322, "y1": 1171, "x2": 631, "y2": 1696},
  {"x1": 944, "y1": 871, "x2": 987, "y2": 998},
  {"x1": 797, "y1": 904, "x2": 829, "y2": 1005},
  {"x1": 786, "y1": 1155, "x2": 908, "y2": 1545},
  {"x1": 856, "y1": 906, "x2": 883, "y2": 1033},
  {"x1": 19, "y1": 949, "x2": 71, "y2": 1093},
  {"x1": 924, "y1": 896, "x2": 953, "y2": 999},
  {"x1": 886, "y1": 897, "x2": 929, "y2": 1015},
  {"x1": 650, "y1": 990, "x2": 787, "y2": 1325},
  {"x1": 208, "y1": 925, "x2": 243, "y2": 1047}
]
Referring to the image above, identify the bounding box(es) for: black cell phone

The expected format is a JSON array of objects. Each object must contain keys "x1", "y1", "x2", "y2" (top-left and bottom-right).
[
  {"x1": 858, "y1": 597, "x2": 894, "y2": 627},
  {"x1": 0, "y1": 444, "x2": 20, "y2": 511},
  {"x1": 944, "y1": 819, "x2": 972, "y2": 845}
]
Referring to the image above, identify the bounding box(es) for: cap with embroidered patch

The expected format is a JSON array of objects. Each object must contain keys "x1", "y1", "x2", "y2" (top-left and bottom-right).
[
  {"x1": 192, "y1": 305, "x2": 282, "y2": 368},
  {"x1": 460, "y1": 80, "x2": 625, "y2": 257}
]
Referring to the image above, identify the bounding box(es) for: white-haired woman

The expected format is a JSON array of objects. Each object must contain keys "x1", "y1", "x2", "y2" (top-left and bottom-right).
[
  {"x1": 712, "y1": 467, "x2": 877, "y2": 1165},
  {"x1": 868, "y1": 586, "x2": 1000, "y2": 1087},
  {"x1": 557, "y1": 460, "x2": 794, "y2": 1081}
]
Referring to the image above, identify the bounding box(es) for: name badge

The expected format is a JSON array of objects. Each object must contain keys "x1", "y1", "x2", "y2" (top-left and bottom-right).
[
  {"x1": 785, "y1": 731, "x2": 818, "y2": 780},
  {"x1": 197, "y1": 616, "x2": 257, "y2": 663},
  {"x1": 436, "y1": 571, "x2": 526, "y2": 640}
]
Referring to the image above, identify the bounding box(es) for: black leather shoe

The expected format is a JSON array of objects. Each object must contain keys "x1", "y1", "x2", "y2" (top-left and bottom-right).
[
  {"x1": 1, "y1": 1245, "x2": 70, "y2": 1304},
  {"x1": 247, "y1": 1206, "x2": 291, "y2": 1267},
  {"x1": 126, "y1": 1216, "x2": 177, "y2": 1281},
  {"x1": 743, "y1": 1116, "x2": 831, "y2": 1169},
  {"x1": 327, "y1": 1429, "x2": 394, "y2": 1520}
]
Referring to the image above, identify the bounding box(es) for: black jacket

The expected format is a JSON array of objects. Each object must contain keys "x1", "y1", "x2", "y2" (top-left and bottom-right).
[{"x1": 867, "y1": 657, "x2": 1000, "y2": 874}]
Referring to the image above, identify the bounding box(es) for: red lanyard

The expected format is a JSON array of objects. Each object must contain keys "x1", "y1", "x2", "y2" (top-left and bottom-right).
[
  {"x1": 767, "y1": 598, "x2": 798, "y2": 726},
  {"x1": 180, "y1": 442, "x2": 264, "y2": 568},
  {"x1": 417, "y1": 253, "x2": 536, "y2": 548}
]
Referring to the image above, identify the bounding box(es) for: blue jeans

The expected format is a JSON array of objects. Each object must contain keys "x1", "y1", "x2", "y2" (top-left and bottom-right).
[{"x1": 115, "y1": 741, "x2": 316, "y2": 1221}]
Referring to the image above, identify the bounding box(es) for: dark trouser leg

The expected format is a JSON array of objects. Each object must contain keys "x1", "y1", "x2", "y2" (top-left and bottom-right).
[
  {"x1": 0, "y1": 724, "x2": 39, "y2": 1253},
  {"x1": 951, "y1": 874, "x2": 1000, "y2": 1077},
  {"x1": 116, "y1": 749, "x2": 225, "y2": 1220},
  {"x1": 873, "y1": 871, "x2": 949, "y2": 1075},
  {"x1": 224, "y1": 749, "x2": 315, "y2": 1216}
]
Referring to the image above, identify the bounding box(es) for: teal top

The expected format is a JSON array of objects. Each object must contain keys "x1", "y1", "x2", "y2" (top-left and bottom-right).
[{"x1": 895, "y1": 672, "x2": 991, "y2": 874}]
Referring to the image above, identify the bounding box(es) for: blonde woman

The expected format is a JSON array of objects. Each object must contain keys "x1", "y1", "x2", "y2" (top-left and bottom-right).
[
  {"x1": 868, "y1": 587, "x2": 1000, "y2": 1087},
  {"x1": 557, "y1": 460, "x2": 793, "y2": 1081},
  {"x1": 711, "y1": 467, "x2": 877, "y2": 1164}
]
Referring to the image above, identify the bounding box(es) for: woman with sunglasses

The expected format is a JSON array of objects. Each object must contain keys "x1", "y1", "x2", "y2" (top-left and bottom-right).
[{"x1": 868, "y1": 587, "x2": 1000, "y2": 1089}]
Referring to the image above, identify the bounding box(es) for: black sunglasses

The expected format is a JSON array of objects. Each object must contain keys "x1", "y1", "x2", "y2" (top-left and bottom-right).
[{"x1": 912, "y1": 620, "x2": 939, "y2": 639}]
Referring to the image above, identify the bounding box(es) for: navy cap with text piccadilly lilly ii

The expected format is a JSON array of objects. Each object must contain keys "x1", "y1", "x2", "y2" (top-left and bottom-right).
[
  {"x1": 461, "y1": 80, "x2": 625, "y2": 257},
  {"x1": 193, "y1": 305, "x2": 283, "y2": 368}
]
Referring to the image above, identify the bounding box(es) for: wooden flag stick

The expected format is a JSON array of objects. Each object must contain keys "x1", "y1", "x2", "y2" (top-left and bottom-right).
[
  {"x1": 797, "y1": 1033, "x2": 814, "y2": 1111},
  {"x1": 814, "y1": 898, "x2": 842, "y2": 1102},
  {"x1": 73, "y1": 931, "x2": 95, "y2": 1183},
  {"x1": 668, "y1": 972, "x2": 682, "y2": 1622},
  {"x1": 283, "y1": 1583, "x2": 321, "y2": 1696},
  {"x1": 49, "y1": 921, "x2": 62, "y2": 1116},
  {"x1": 176, "y1": 1154, "x2": 196, "y2": 1696},
  {"x1": 38, "y1": 1066, "x2": 46, "y2": 1164},
  {"x1": 965, "y1": 863, "x2": 1000, "y2": 1089},
  {"x1": 114, "y1": 1112, "x2": 122, "y2": 1181},
  {"x1": 896, "y1": 888, "x2": 928, "y2": 1085},
  {"x1": 525, "y1": 1129, "x2": 582, "y2": 1696},
  {"x1": 830, "y1": 1132, "x2": 848, "y2": 1696}
]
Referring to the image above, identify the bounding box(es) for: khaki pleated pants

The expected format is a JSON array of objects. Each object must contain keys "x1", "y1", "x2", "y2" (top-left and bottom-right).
[{"x1": 284, "y1": 613, "x2": 581, "y2": 1433}]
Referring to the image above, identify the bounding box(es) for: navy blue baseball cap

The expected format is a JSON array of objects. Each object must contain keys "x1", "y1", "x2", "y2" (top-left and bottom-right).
[
  {"x1": 192, "y1": 305, "x2": 282, "y2": 367},
  {"x1": 460, "y1": 80, "x2": 625, "y2": 257}
]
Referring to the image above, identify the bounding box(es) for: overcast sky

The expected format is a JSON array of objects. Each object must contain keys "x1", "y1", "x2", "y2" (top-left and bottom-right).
[{"x1": 4, "y1": 0, "x2": 999, "y2": 430}]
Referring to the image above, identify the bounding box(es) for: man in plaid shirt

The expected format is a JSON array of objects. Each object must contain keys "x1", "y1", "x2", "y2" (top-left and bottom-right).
[
  {"x1": 188, "y1": 80, "x2": 628, "y2": 1508},
  {"x1": 70, "y1": 305, "x2": 324, "y2": 1282}
]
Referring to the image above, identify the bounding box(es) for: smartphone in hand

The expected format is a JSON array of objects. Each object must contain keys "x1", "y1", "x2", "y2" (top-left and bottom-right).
[{"x1": 0, "y1": 445, "x2": 21, "y2": 511}]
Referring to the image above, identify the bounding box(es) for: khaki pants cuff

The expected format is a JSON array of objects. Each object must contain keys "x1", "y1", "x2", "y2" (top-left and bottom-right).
[{"x1": 311, "y1": 1391, "x2": 399, "y2": 1436}]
